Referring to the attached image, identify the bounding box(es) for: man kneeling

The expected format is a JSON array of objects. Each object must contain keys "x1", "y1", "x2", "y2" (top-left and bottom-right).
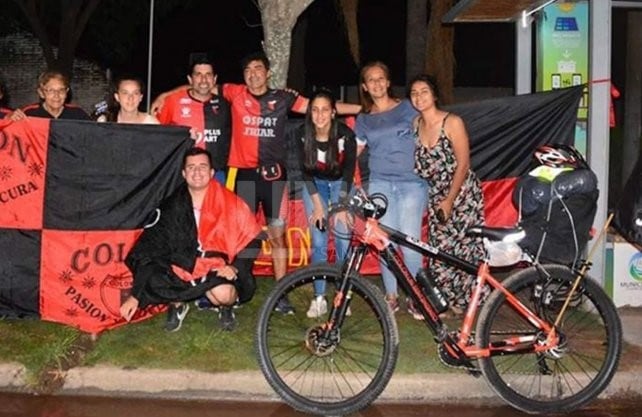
[{"x1": 120, "y1": 148, "x2": 262, "y2": 331}]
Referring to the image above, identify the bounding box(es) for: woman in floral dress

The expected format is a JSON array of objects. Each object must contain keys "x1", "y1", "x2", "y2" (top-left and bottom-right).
[{"x1": 408, "y1": 74, "x2": 486, "y2": 312}]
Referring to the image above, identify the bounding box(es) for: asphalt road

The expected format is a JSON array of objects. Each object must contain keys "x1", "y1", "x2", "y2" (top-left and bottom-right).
[{"x1": 2, "y1": 392, "x2": 642, "y2": 417}]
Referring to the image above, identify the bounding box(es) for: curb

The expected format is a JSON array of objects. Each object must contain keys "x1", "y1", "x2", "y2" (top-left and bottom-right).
[
  {"x1": 0, "y1": 363, "x2": 26, "y2": 388},
  {"x1": 2, "y1": 364, "x2": 640, "y2": 403}
]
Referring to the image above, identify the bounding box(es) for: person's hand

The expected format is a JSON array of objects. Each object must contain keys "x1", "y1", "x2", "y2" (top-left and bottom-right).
[
  {"x1": 9, "y1": 109, "x2": 26, "y2": 121},
  {"x1": 309, "y1": 207, "x2": 325, "y2": 227},
  {"x1": 150, "y1": 93, "x2": 168, "y2": 115},
  {"x1": 120, "y1": 296, "x2": 139, "y2": 322},
  {"x1": 189, "y1": 127, "x2": 200, "y2": 141},
  {"x1": 213, "y1": 265, "x2": 238, "y2": 281},
  {"x1": 436, "y1": 199, "x2": 453, "y2": 223}
]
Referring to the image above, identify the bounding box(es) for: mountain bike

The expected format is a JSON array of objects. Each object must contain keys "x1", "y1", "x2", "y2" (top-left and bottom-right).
[{"x1": 255, "y1": 190, "x2": 622, "y2": 416}]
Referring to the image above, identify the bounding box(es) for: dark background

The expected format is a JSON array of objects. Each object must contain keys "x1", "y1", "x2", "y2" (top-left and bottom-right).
[
  {"x1": 75, "y1": 0, "x2": 515, "y2": 97},
  {"x1": 0, "y1": 0, "x2": 629, "y2": 102}
]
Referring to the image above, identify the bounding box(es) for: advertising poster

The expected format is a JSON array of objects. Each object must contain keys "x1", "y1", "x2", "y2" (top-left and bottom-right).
[
  {"x1": 537, "y1": 1, "x2": 588, "y2": 120},
  {"x1": 612, "y1": 242, "x2": 642, "y2": 307}
]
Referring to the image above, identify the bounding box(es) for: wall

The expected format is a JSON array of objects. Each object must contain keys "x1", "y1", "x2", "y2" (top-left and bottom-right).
[{"x1": 0, "y1": 32, "x2": 108, "y2": 113}]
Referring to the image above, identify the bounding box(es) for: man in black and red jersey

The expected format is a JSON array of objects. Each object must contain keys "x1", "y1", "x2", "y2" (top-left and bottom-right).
[
  {"x1": 157, "y1": 57, "x2": 231, "y2": 184},
  {"x1": 152, "y1": 52, "x2": 360, "y2": 314},
  {"x1": 220, "y1": 52, "x2": 308, "y2": 314}
]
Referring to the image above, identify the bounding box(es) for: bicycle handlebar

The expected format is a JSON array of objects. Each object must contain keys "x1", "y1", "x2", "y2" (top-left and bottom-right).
[{"x1": 328, "y1": 190, "x2": 388, "y2": 220}]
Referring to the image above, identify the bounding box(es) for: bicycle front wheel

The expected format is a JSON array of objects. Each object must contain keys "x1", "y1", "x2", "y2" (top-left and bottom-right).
[
  {"x1": 477, "y1": 264, "x2": 622, "y2": 414},
  {"x1": 256, "y1": 264, "x2": 399, "y2": 416}
]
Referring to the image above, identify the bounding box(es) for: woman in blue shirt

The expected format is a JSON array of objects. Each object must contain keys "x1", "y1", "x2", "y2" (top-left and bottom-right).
[{"x1": 354, "y1": 61, "x2": 428, "y2": 320}]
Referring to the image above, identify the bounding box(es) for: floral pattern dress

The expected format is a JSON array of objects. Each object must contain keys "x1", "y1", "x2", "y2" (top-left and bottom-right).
[{"x1": 414, "y1": 114, "x2": 486, "y2": 310}]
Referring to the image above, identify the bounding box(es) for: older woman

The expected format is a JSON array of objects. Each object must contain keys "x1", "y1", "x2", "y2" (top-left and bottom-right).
[
  {"x1": 11, "y1": 70, "x2": 89, "y2": 120},
  {"x1": 354, "y1": 62, "x2": 428, "y2": 319}
]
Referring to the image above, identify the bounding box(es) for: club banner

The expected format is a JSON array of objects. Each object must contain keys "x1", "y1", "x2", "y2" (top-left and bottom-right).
[
  {"x1": 1, "y1": 118, "x2": 191, "y2": 332},
  {"x1": 0, "y1": 86, "x2": 582, "y2": 332}
]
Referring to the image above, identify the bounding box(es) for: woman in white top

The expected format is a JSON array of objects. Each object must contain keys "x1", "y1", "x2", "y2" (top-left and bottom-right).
[{"x1": 108, "y1": 76, "x2": 159, "y2": 124}]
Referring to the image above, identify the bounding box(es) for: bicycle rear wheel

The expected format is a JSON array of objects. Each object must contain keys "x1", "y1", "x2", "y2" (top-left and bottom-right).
[
  {"x1": 256, "y1": 264, "x2": 399, "y2": 416},
  {"x1": 477, "y1": 264, "x2": 622, "y2": 414}
]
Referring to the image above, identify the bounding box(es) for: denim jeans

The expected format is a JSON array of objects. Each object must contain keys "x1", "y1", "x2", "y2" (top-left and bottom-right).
[
  {"x1": 368, "y1": 179, "x2": 429, "y2": 296},
  {"x1": 301, "y1": 177, "x2": 350, "y2": 296}
]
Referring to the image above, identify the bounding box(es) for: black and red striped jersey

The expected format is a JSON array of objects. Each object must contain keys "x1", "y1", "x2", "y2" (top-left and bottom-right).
[
  {"x1": 222, "y1": 84, "x2": 307, "y2": 169},
  {"x1": 157, "y1": 90, "x2": 231, "y2": 171}
]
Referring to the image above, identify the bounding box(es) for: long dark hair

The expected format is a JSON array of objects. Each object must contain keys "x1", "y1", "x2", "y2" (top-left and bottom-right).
[{"x1": 303, "y1": 88, "x2": 341, "y2": 176}]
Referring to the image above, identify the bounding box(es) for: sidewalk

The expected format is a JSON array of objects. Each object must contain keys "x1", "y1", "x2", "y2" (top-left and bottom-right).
[{"x1": 1, "y1": 307, "x2": 641, "y2": 403}]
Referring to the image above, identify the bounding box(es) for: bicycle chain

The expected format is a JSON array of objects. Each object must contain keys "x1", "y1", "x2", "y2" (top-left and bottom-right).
[{"x1": 437, "y1": 343, "x2": 480, "y2": 374}]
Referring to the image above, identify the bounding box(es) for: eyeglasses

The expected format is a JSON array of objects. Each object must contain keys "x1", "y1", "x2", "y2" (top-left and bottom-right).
[{"x1": 42, "y1": 87, "x2": 69, "y2": 96}]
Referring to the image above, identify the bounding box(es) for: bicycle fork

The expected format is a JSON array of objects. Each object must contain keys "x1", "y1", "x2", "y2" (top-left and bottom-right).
[{"x1": 321, "y1": 244, "x2": 367, "y2": 332}]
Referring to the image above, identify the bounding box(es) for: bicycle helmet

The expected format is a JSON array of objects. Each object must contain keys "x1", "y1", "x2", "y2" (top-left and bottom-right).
[
  {"x1": 556, "y1": 144, "x2": 590, "y2": 169},
  {"x1": 534, "y1": 144, "x2": 578, "y2": 168}
]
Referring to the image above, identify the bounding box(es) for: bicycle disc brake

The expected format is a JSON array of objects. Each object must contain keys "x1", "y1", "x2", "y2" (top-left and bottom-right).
[{"x1": 305, "y1": 326, "x2": 340, "y2": 357}]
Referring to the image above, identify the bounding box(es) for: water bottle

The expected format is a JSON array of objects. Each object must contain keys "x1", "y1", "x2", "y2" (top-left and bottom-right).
[{"x1": 415, "y1": 268, "x2": 449, "y2": 314}]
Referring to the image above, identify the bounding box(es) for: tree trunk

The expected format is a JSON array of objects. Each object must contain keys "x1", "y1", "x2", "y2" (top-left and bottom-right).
[
  {"x1": 406, "y1": 0, "x2": 428, "y2": 83},
  {"x1": 339, "y1": 0, "x2": 360, "y2": 68},
  {"x1": 287, "y1": 12, "x2": 309, "y2": 93},
  {"x1": 259, "y1": 0, "x2": 315, "y2": 88},
  {"x1": 12, "y1": 0, "x2": 101, "y2": 79},
  {"x1": 622, "y1": 10, "x2": 642, "y2": 186},
  {"x1": 425, "y1": 0, "x2": 455, "y2": 104},
  {"x1": 12, "y1": 0, "x2": 56, "y2": 65}
]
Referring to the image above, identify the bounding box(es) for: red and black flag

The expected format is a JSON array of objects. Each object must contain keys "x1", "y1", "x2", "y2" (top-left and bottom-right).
[
  {"x1": 0, "y1": 118, "x2": 191, "y2": 332},
  {"x1": 447, "y1": 85, "x2": 584, "y2": 226}
]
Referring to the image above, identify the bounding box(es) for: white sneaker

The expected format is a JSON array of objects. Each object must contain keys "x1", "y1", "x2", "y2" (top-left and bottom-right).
[{"x1": 306, "y1": 296, "x2": 328, "y2": 318}]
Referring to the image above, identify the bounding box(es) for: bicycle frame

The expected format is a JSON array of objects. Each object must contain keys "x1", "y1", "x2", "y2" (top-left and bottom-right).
[{"x1": 330, "y1": 216, "x2": 560, "y2": 364}]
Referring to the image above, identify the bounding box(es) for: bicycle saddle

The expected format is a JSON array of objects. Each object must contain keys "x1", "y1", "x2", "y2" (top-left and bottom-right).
[{"x1": 468, "y1": 226, "x2": 526, "y2": 243}]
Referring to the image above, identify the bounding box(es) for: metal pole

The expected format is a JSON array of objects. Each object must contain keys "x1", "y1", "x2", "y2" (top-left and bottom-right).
[
  {"x1": 588, "y1": 0, "x2": 612, "y2": 285},
  {"x1": 146, "y1": 0, "x2": 155, "y2": 113},
  {"x1": 515, "y1": 21, "x2": 532, "y2": 95}
]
